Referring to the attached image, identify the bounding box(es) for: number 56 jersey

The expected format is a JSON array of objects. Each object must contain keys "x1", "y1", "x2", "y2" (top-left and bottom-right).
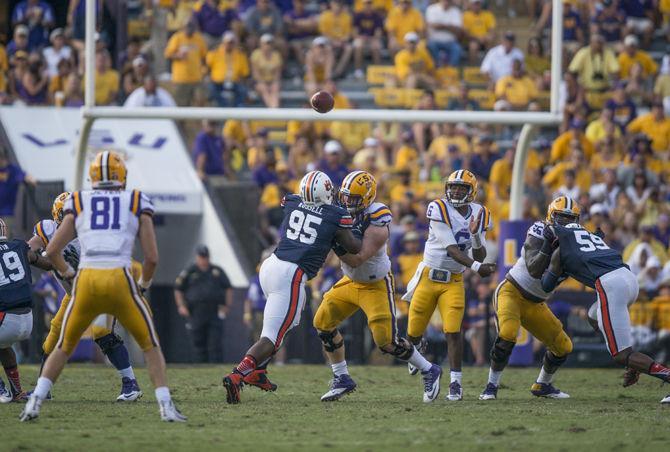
[
  {"x1": 64, "y1": 190, "x2": 154, "y2": 269},
  {"x1": 274, "y1": 194, "x2": 352, "y2": 279}
]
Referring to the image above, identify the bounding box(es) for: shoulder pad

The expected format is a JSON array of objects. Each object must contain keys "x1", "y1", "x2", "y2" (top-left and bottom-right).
[
  {"x1": 367, "y1": 203, "x2": 392, "y2": 226},
  {"x1": 527, "y1": 221, "x2": 545, "y2": 239},
  {"x1": 427, "y1": 199, "x2": 451, "y2": 226},
  {"x1": 281, "y1": 194, "x2": 301, "y2": 207},
  {"x1": 474, "y1": 204, "x2": 493, "y2": 233}
]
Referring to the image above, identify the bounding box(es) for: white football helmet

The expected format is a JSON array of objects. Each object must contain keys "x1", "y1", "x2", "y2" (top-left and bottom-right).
[{"x1": 299, "y1": 170, "x2": 334, "y2": 206}]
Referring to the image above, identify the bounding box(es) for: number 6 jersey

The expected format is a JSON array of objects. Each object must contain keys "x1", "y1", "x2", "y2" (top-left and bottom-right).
[
  {"x1": 274, "y1": 194, "x2": 352, "y2": 279},
  {"x1": 64, "y1": 190, "x2": 154, "y2": 269}
]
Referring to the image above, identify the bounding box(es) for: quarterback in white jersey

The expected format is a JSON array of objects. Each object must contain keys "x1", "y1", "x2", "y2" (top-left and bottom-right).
[
  {"x1": 21, "y1": 150, "x2": 185, "y2": 423},
  {"x1": 314, "y1": 171, "x2": 441, "y2": 403},
  {"x1": 403, "y1": 169, "x2": 495, "y2": 401},
  {"x1": 479, "y1": 196, "x2": 579, "y2": 401},
  {"x1": 27, "y1": 192, "x2": 142, "y2": 402}
]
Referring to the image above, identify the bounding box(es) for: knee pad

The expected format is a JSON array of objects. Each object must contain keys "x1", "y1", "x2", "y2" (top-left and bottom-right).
[
  {"x1": 94, "y1": 332, "x2": 124, "y2": 354},
  {"x1": 381, "y1": 337, "x2": 413, "y2": 361},
  {"x1": 318, "y1": 329, "x2": 344, "y2": 353},
  {"x1": 490, "y1": 337, "x2": 515, "y2": 367}
]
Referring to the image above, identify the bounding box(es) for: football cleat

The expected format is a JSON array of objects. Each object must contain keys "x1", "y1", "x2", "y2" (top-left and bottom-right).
[
  {"x1": 408, "y1": 338, "x2": 428, "y2": 376},
  {"x1": 661, "y1": 394, "x2": 670, "y2": 404},
  {"x1": 421, "y1": 364, "x2": 442, "y2": 403},
  {"x1": 622, "y1": 367, "x2": 640, "y2": 388},
  {"x1": 159, "y1": 399, "x2": 187, "y2": 422},
  {"x1": 12, "y1": 391, "x2": 28, "y2": 403},
  {"x1": 243, "y1": 369, "x2": 277, "y2": 392},
  {"x1": 0, "y1": 379, "x2": 12, "y2": 403},
  {"x1": 19, "y1": 394, "x2": 42, "y2": 422},
  {"x1": 26, "y1": 390, "x2": 52, "y2": 400},
  {"x1": 479, "y1": 383, "x2": 498, "y2": 400},
  {"x1": 117, "y1": 377, "x2": 143, "y2": 402},
  {"x1": 531, "y1": 382, "x2": 570, "y2": 399},
  {"x1": 446, "y1": 381, "x2": 463, "y2": 401},
  {"x1": 320, "y1": 374, "x2": 357, "y2": 402},
  {"x1": 222, "y1": 371, "x2": 244, "y2": 404}
]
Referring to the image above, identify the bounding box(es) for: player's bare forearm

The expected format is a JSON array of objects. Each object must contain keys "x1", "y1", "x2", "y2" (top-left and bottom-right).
[
  {"x1": 28, "y1": 249, "x2": 53, "y2": 271},
  {"x1": 446, "y1": 244, "x2": 474, "y2": 267},
  {"x1": 45, "y1": 214, "x2": 76, "y2": 274},
  {"x1": 334, "y1": 229, "x2": 362, "y2": 255},
  {"x1": 339, "y1": 225, "x2": 388, "y2": 268},
  {"x1": 138, "y1": 214, "x2": 159, "y2": 282},
  {"x1": 525, "y1": 235, "x2": 551, "y2": 279},
  {"x1": 27, "y1": 235, "x2": 45, "y2": 252},
  {"x1": 472, "y1": 246, "x2": 486, "y2": 262}
]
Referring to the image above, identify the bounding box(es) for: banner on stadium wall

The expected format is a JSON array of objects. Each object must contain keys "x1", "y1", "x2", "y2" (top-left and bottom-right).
[
  {"x1": 498, "y1": 220, "x2": 534, "y2": 366},
  {"x1": 0, "y1": 106, "x2": 202, "y2": 214}
]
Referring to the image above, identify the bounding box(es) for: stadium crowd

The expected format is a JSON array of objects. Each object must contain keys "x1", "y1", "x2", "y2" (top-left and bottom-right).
[{"x1": 2, "y1": 0, "x2": 670, "y2": 363}]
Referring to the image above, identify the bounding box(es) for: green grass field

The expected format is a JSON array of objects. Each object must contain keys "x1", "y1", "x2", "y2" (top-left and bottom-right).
[{"x1": 2, "y1": 364, "x2": 670, "y2": 451}]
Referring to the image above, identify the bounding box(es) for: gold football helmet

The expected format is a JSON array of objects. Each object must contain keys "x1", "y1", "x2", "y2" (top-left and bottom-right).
[
  {"x1": 52, "y1": 192, "x2": 71, "y2": 224},
  {"x1": 445, "y1": 170, "x2": 477, "y2": 207},
  {"x1": 339, "y1": 170, "x2": 377, "y2": 214},
  {"x1": 89, "y1": 150, "x2": 127, "y2": 189},
  {"x1": 546, "y1": 196, "x2": 580, "y2": 226}
]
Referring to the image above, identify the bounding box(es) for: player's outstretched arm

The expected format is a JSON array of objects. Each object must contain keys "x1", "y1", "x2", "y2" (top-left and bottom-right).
[
  {"x1": 334, "y1": 228, "x2": 362, "y2": 255},
  {"x1": 540, "y1": 247, "x2": 563, "y2": 292},
  {"x1": 45, "y1": 214, "x2": 76, "y2": 277},
  {"x1": 138, "y1": 213, "x2": 159, "y2": 285},
  {"x1": 339, "y1": 225, "x2": 387, "y2": 268},
  {"x1": 525, "y1": 231, "x2": 557, "y2": 279}
]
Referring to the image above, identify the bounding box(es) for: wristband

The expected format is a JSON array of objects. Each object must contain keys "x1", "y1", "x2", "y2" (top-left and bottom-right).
[
  {"x1": 471, "y1": 233, "x2": 483, "y2": 249},
  {"x1": 138, "y1": 277, "x2": 153, "y2": 290},
  {"x1": 470, "y1": 261, "x2": 482, "y2": 272}
]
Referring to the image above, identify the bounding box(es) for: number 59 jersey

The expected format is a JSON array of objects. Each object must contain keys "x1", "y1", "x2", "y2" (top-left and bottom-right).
[
  {"x1": 554, "y1": 224, "x2": 625, "y2": 288},
  {"x1": 274, "y1": 194, "x2": 352, "y2": 279},
  {"x1": 65, "y1": 190, "x2": 154, "y2": 269}
]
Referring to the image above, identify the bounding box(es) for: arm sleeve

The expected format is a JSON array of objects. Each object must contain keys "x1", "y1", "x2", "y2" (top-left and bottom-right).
[
  {"x1": 431, "y1": 220, "x2": 457, "y2": 247},
  {"x1": 368, "y1": 205, "x2": 392, "y2": 227},
  {"x1": 338, "y1": 211, "x2": 353, "y2": 229},
  {"x1": 139, "y1": 192, "x2": 155, "y2": 217}
]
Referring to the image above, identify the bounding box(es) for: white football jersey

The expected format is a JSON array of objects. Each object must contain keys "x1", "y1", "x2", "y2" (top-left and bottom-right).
[
  {"x1": 33, "y1": 218, "x2": 82, "y2": 293},
  {"x1": 507, "y1": 221, "x2": 551, "y2": 300},
  {"x1": 65, "y1": 189, "x2": 154, "y2": 269},
  {"x1": 341, "y1": 202, "x2": 392, "y2": 283},
  {"x1": 423, "y1": 198, "x2": 492, "y2": 274}
]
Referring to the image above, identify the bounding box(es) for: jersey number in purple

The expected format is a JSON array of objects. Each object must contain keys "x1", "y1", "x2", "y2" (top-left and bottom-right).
[{"x1": 90, "y1": 196, "x2": 121, "y2": 230}]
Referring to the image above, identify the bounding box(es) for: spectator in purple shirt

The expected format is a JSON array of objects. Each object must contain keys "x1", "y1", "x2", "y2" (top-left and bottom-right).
[
  {"x1": 193, "y1": 0, "x2": 241, "y2": 47},
  {"x1": 653, "y1": 214, "x2": 670, "y2": 248},
  {"x1": 193, "y1": 120, "x2": 230, "y2": 180},
  {"x1": 317, "y1": 140, "x2": 349, "y2": 187},
  {"x1": 591, "y1": 0, "x2": 626, "y2": 51},
  {"x1": 620, "y1": 0, "x2": 654, "y2": 47},
  {"x1": 253, "y1": 147, "x2": 281, "y2": 188},
  {"x1": 353, "y1": 0, "x2": 383, "y2": 79},
  {"x1": 6, "y1": 25, "x2": 30, "y2": 60},
  {"x1": 11, "y1": 0, "x2": 54, "y2": 51},
  {"x1": 0, "y1": 150, "x2": 37, "y2": 233},
  {"x1": 284, "y1": 0, "x2": 318, "y2": 67},
  {"x1": 469, "y1": 135, "x2": 499, "y2": 181}
]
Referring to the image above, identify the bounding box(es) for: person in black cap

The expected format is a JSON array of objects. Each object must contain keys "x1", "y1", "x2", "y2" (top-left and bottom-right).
[{"x1": 174, "y1": 245, "x2": 232, "y2": 363}]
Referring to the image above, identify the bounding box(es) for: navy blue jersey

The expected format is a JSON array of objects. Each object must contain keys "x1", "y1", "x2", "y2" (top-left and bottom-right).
[
  {"x1": 274, "y1": 194, "x2": 353, "y2": 279},
  {"x1": 554, "y1": 224, "x2": 625, "y2": 288},
  {"x1": 0, "y1": 240, "x2": 33, "y2": 311}
]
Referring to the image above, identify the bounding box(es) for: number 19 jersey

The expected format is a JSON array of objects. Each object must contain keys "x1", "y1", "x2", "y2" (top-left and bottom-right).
[
  {"x1": 64, "y1": 190, "x2": 154, "y2": 269},
  {"x1": 274, "y1": 194, "x2": 352, "y2": 279},
  {"x1": 554, "y1": 224, "x2": 625, "y2": 288}
]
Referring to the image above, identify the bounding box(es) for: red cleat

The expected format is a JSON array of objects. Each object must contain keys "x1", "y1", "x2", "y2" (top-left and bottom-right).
[
  {"x1": 222, "y1": 372, "x2": 244, "y2": 404},
  {"x1": 622, "y1": 367, "x2": 640, "y2": 387},
  {"x1": 243, "y1": 369, "x2": 278, "y2": 392}
]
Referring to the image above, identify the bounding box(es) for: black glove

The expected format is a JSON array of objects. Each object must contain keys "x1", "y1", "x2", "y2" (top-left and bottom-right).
[{"x1": 332, "y1": 241, "x2": 347, "y2": 256}]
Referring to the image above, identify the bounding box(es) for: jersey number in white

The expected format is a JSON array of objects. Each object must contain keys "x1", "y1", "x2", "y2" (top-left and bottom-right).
[
  {"x1": 286, "y1": 210, "x2": 322, "y2": 245},
  {"x1": 574, "y1": 230, "x2": 610, "y2": 252},
  {"x1": 0, "y1": 251, "x2": 26, "y2": 286}
]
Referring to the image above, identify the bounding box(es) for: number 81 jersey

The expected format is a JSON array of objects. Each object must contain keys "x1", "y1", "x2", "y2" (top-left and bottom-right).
[
  {"x1": 274, "y1": 194, "x2": 352, "y2": 279},
  {"x1": 65, "y1": 190, "x2": 154, "y2": 269}
]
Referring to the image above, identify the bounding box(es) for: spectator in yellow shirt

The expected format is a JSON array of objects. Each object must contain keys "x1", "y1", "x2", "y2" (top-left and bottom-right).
[
  {"x1": 353, "y1": 0, "x2": 392, "y2": 14},
  {"x1": 627, "y1": 102, "x2": 670, "y2": 154},
  {"x1": 164, "y1": 20, "x2": 207, "y2": 106},
  {"x1": 84, "y1": 49, "x2": 119, "y2": 106},
  {"x1": 462, "y1": 0, "x2": 496, "y2": 64},
  {"x1": 250, "y1": 34, "x2": 282, "y2": 108},
  {"x1": 550, "y1": 119, "x2": 595, "y2": 162},
  {"x1": 543, "y1": 148, "x2": 592, "y2": 194},
  {"x1": 385, "y1": 0, "x2": 424, "y2": 54},
  {"x1": 428, "y1": 123, "x2": 471, "y2": 159},
  {"x1": 318, "y1": 0, "x2": 353, "y2": 79},
  {"x1": 568, "y1": 33, "x2": 619, "y2": 92},
  {"x1": 394, "y1": 32, "x2": 435, "y2": 89},
  {"x1": 585, "y1": 107, "x2": 622, "y2": 145},
  {"x1": 395, "y1": 231, "x2": 424, "y2": 292},
  {"x1": 488, "y1": 147, "x2": 514, "y2": 201},
  {"x1": 394, "y1": 131, "x2": 419, "y2": 171},
  {"x1": 206, "y1": 32, "x2": 249, "y2": 107},
  {"x1": 618, "y1": 34, "x2": 658, "y2": 82},
  {"x1": 304, "y1": 36, "x2": 334, "y2": 95},
  {"x1": 493, "y1": 59, "x2": 538, "y2": 111}
]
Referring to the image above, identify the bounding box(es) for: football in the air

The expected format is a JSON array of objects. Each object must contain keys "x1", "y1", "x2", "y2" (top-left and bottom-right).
[{"x1": 310, "y1": 91, "x2": 334, "y2": 114}]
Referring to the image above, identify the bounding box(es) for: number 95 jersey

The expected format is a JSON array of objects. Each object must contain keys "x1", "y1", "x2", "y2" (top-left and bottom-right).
[
  {"x1": 274, "y1": 194, "x2": 353, "y2": 279},
  {"x1": 65, "y1": 190, "x2": 154, "y2": 269}
]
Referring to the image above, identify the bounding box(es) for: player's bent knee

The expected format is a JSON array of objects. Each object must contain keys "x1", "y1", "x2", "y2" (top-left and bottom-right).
[
  {"x1": 369, "y1": 318, "x2": 393, "y2": 348},
  {"x1": 94, "y1": 332, "x2": 124, "y2": 353},
  {"x1": 551, "y1": 332, "x2": 573, "y2": 357},
  {"x1": 380, "y1": 337, "x2": 413, "y2": 361},
  {"x1": 318, "y1": 329, "x2": 344, "y2": 353},
  {"x1": 490, "y1": 338, "x2": 515, "y2": 366}
]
